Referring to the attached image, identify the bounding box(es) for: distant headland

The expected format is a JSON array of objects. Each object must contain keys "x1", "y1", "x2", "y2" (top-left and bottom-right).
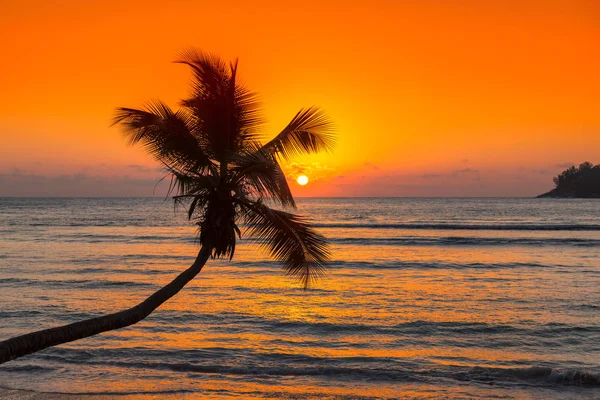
[{"x1": 537, "y1": 162, "x2": 600, "y2": 198}]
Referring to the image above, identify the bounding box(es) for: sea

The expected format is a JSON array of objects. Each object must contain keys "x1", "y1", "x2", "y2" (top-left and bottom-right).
[{"x1": 0, "y1": 197, "x2": 599, "y2": 399}]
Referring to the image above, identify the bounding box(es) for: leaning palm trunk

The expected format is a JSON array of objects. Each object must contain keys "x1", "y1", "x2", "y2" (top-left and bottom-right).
[{"x1": 0, "y1": 246, "x2": 211, "y2": 365}]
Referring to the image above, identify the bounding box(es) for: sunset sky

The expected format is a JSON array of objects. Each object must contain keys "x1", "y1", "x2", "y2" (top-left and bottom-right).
[{"x1": 1, "y1": 0, "x2": 598, "y2": 197}]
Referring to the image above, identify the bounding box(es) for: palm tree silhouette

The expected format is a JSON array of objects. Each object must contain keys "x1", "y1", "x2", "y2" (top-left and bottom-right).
[{"x1": 0, "y1": 49, "x2": 335, "y2": 364}]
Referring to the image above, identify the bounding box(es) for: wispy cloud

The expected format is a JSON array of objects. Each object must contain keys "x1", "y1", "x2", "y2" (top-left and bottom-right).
[
  {"x1": 126, "y1": 164, "x2": 162, "y2": 173},
  {"x1": 285, "y1": 162, "x2": 335, "y2": 182},
  {"x1": 0, "y1": 169, "x2": 167, "y2": 197},
  {"x1": 553, "y1": 162, "x2": 574, "y2": 169},
  {"x1": 455, "y1": 168, "x2": 478, "y2": 174}
]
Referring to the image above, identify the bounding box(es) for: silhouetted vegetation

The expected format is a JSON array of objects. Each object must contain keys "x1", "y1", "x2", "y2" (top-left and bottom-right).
[
  {"x1": 538, "y1": 162, "x2": 600, "y2": 198},
  {"x1": 0, "y1": 49, "x2": 335, "y2": 364}
]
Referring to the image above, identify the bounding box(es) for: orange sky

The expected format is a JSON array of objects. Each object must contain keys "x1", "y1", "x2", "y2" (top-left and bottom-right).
[{"x1": 1, "y1": 0, "x2": 598, "y2": 196}]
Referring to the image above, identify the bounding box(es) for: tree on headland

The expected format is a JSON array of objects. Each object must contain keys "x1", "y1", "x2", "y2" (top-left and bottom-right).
[
  {"x1": 538, "y1": 162, "x2": 600, "y2": 198},
  {"x1": 0, "y1": 49, "x2": 335, "y2": 364}
]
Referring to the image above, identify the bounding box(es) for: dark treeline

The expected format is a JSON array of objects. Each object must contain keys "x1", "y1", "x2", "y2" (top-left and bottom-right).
[{"x1": 539, "y1": 162, "x2": 600, "y2": 198}]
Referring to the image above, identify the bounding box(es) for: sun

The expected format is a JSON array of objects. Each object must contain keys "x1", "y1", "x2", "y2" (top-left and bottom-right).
[{"x1": 297, "y1": 175, "x2": 309, "y2": 186}]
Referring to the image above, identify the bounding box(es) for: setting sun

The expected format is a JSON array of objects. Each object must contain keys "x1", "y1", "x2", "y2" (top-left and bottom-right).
[{"x1": 297, "y1": 175, "x2": 309, "y2": 186}]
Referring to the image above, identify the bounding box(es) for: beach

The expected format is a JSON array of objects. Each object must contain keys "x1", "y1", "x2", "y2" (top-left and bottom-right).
[{"x1": 0, "y1": 197, "x2": 599, "y2": 399}]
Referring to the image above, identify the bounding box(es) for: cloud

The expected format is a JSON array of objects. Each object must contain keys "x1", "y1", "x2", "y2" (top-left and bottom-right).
[
  {"x1": 126, "y1": 164, "x2": 161, "y2": 173},
  {"x1": 455, "y1": 168, "x2": 478, "y2": 174},
  {"x1": 420, "y1": 168, "x2": 479, "y2": 180},
  {"x1": 0, "y1": 170, "x2": 166, "y2": 197},
  {"x1": 326, "y1": 167, "x2": 552, "y2": 197},
  {"x1": 0, "y1": 161, "x2": 560, "y2": 197},
  {"x1": 553, "y1": 162, "x2": 574, "y2": 169},
  {"x1": 285, "y1": 162, "x2": 335, "y2": 182}
]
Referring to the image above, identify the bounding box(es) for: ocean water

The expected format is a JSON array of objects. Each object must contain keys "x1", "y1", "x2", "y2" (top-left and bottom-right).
[{"x1": 0, "y1": 197, "x2": 599, "y2": 399}]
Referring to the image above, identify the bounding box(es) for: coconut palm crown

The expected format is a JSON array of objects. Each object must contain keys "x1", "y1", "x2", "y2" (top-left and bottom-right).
[{"x1": 113, "y1": 49, "x2": 335, "y2": 286}]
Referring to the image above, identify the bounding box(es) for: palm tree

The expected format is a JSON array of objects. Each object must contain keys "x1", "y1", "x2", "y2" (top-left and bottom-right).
[{"x1": 0, "y1": 49, "x2": 335, "y2": 365}]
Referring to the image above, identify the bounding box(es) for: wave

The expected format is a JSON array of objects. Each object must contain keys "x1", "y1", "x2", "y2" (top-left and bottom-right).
[
  {"x1": 0, "y1": 277, "x2": 155, "y2": 290},
  {"x1": 17, "y1": 233, "x2": 597, "y2": 247},
  {"x1": 223, "y1": 259, "x2": 578, "y2": 273},
  {"x1": 0, "y1": 385, "x2": 194, "y2": 397},
  {"x1": 0, "y1": 310, "x2": 43, "y2": 318},
  {"x1": 98, "y1": 311, "x2": 600, "y2": 341},
  {"x1": 0, "y1": 365, "x2": 55, "y2": 373},
  {"x1": 12, "y1": 347, "x2": 599, "y2": 388},
  {"x1": 40, "y1": 233, "x2": 195, "y2": 243},
  {"x1": 329, "y1": 260, "x2": 561, "y2": 270},
  {"x1": 258, "y1": 319, "x2": 600, "y2": 338},
  {"x1": 12, "y1": 221, "x2": 600, "y2": 232},
  {"x1": 316, "y1": 223, "x2": 600, "y2": 231},
  {"x1": 508, "y1": 366, "x2": 600, "y2": 386},
  {"x1": 7, "y1": 307, "x2": 594, "y2": 342},
  {"x1": 331, "y1": 236, "x2": 600, "y2": 247}
]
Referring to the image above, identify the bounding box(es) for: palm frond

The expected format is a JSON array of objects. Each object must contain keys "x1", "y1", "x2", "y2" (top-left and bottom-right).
[
  {"x1": 163, "y1": 165, "x2": 219, "y2": 220},
  {"x1": 237, "y1": 199, "x2": 330, "y2": 288},
  {"x1": 112, "y1": 101, "x2": 212, "y2": 173},
  {"x1": 261, "y1": 107, "x2": 335, "y2": 159},
  {"x1": 230, "y1": 145, "x2": 295, "y2": 208},
  {"x1": 173, "y1": 190, "x2": 212, "y2": 221},
  {"x1": 176, "y1": 49, "x2": 230, "y2": 102},
  {"x1": 165, "y1": 167, "x2": 218, "y2": 197},
  {"x1": 176, "y1": 49, "x2": 264, "y2": 158},
  {"x1": 234, "y1": 85, "x2": 264, "y2": 143}
]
